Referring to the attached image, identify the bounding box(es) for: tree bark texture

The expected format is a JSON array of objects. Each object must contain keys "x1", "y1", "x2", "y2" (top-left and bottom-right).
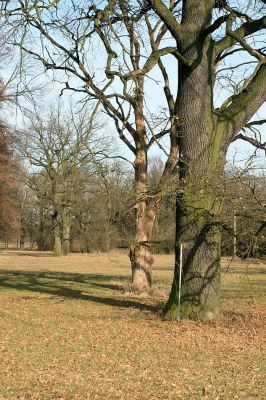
[
  {"x1": 130, "y1": 141, "x2": 157, "y2": 291},
  {"x1": 62, "y1": 211, "x2": 70, "y2": 255},
  {"x1": 164, "y1": 4, "x2": 226, "y2": 319},
  {"x1": 53, "y1": 216, "x2": 62, "y2": 256},
  {"x1": 129, "y1": 72, "x2": 167, "y2": 291},
  {"x1": 164, "y1": 191, "x2": 222, "y2": 320},
  {"x1": 129, "y1": 203, "x2": 157, "y2": 292}
]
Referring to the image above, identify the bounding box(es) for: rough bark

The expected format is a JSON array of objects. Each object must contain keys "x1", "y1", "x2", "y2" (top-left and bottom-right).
[
  {"x1": 53, "y1": 215, "x2": 62, "y2": 256},
  {"x1": 62, "y1": 211, "x2": 70, "y2": 256},
  {"x1": 164, "y1": 187, "x2": 222, "y2": 320},
  {"x1": 129, "y1": 75, "x2": 157, "y2": 291},
  {"x1": 130, "y1": 204, "x2": 156, "y2": 291},
  {"x1": 130, "y1": 143, "x2": 156, "y2": 291},
  {"x1": 148, "y1": 0, "x2": 266, "y2": 320},
  {"x1": 163, "y1": 3, "x2": 226, "y2": 319}
]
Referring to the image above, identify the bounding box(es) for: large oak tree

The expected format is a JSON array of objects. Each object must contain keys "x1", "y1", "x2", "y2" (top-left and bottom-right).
[{"x1": 148, "y1": 0, "x2": 266, "y2": 319}]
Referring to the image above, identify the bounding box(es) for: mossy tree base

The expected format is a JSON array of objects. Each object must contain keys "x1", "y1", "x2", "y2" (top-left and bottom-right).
[
  {"x1": 163, "y1": 281, "x2": 220, "y2": 321},
  {"x1": 164, "y1": 192, "x2": 222, "y2": 321},
  {"x1": 53, "y1": 242, "x2": 62, "y2": 257},
  {"x1": 53, "y1": 232, "x2": 62, "y2": 257}
]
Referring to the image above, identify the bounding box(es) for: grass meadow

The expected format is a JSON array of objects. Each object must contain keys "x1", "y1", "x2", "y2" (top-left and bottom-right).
[{"x1": 0, "y1": 250, "x2": 265, "y2": 400}]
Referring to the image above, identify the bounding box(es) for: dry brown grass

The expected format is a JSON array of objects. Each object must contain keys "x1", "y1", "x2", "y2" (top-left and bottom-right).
[{"x1": 0, "y1": 250, "x2": 265, "y2": 400}]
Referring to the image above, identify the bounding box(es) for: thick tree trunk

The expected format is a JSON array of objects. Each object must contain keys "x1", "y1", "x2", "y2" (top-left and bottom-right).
[
  {"x1": 164, "y1": 20, "x2": 227, "y2": 319},
  {"x1": 53, "y1": 217, "x2": 62, "y2": 256},
  {"x1": 130, "y1": 154, "x2": 157, "y2": 291},
  {"x1": 164, "y1": 188, "x2": 222, "y2": 320},
  {"x1": 62, "y1": 211, "x2": 70, "y2": 255},
  {"x1": 129, "y1": 243, "x2": 154, "y2": 291},
  {"x1": 129, "y1": 75, "x2": 157, "y2": 292},
  {"x1": 37, "y1": 205, "x2": 46, "y2": 251},
  {"x1": 129, "y1": 205, "x2": 156, "y2": 291}
]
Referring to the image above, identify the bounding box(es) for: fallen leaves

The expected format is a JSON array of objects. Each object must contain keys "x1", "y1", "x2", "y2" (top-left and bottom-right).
[{"x1": 0, "y1": 252, "x2": 265, "y2": 399}]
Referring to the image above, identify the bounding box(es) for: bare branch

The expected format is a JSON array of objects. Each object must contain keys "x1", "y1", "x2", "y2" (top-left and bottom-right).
[
  {"x1": 232, "y1": 133, "x2": 266, "y2": 152},
  {"x1": 147, "y1": 0, "x2": 182, "y2": 43},
  {"x1": 246, "y1": 119, "x2": 266, "y2": 128},
  {"x1": 215, "y1": 16, "x2": 266, "y2": 56},
  {"x1": 124, "y1": 46, "x2": 189, "y2": 81},
  {"x1": 219, "y1": 62, "x2": 266, "y2": 139}
]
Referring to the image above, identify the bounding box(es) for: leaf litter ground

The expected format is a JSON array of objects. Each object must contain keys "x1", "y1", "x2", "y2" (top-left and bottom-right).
[{"x1": 0, "y1": 250, "x2": 265, "y2": 400}]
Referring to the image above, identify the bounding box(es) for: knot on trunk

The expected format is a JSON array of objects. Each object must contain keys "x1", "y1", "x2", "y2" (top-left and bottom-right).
[
  {"x1": 129, "y1": 242, "x2": 154, "y2": 266},
  {"x1": 129, "y1": 242, "x2": 154, "y2": 292}
]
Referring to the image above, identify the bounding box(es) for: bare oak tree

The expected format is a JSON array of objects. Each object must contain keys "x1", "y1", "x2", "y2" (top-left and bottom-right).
[
  {"x1": 18, "y1": 104, "x2": 103, "y2": 256},
  {"x1": 147, "y1": 0, "x2": 266, "y2": 319}
]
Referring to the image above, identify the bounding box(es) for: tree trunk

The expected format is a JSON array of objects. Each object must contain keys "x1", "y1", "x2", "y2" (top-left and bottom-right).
[
  {"x1": 37, "y1": 205, "x2": 45, "y2": 251},
  {"x1": 164, "y1": 26, "x2": 227, "y2": 319},
  {"x1": 20, "y1": 237, "x2": 24, "y2": 249},
  {"x1": 129, "y1": 205, "x2": 156, "y2": 292},
  {"x1": 130, "y1": 147, "x2": 157, "y2": 291},
  {"x1": 53, "y1": 215, "x2": 62, "y2": 256},
  {"x1": 62, "y1": 211, "x2": 70, "y2": 255},
  {"x1": 129, "y1": 75, "x2": 157, "y2": 292},
  {"x1": 164, "y1": 189, "x2": 222, "y2": 320}
]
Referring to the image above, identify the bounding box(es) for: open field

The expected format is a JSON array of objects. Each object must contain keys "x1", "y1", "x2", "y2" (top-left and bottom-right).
[{"x1": 0, "y1": 250, "x2": 265, "y2": 400}]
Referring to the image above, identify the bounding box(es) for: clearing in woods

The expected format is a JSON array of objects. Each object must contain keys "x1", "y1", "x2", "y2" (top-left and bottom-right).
[{"x1": 0, "y1": 250, "x2": 265, "y2": 400}]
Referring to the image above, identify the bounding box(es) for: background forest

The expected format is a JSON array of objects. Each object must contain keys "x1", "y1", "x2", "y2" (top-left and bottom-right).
[{"x1": 0, "y1": 112, "x2": 265, "y2": 259}]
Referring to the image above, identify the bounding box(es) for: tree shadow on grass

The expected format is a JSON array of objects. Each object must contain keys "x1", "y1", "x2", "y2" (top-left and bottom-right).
[
  {"x1": 0, "y1": 269, "x2": 157, "y2": 312},
  {"x1": 0, "y1": 250, "x2": 54, "y2": 257},
  {"x1": 222, "y1": 281, "x2": 266, "y2": 299}
]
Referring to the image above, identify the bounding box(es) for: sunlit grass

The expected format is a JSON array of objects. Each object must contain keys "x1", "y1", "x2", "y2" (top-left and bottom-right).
[{"x1": 0, "y1": 250, "x2": 265, "y2": 400}]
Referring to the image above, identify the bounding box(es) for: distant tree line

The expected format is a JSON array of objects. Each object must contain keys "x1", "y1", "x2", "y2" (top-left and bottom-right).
[{"x1": 0, "y1": 104, "x2": 265, "y2": 260}]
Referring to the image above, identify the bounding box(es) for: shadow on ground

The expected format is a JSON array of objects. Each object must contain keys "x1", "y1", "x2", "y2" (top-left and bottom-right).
[
  {"x1": 0, "y1": 269, "x2": 158, "y2": 312},
  {"x1": 0, "y1": 250, "x2": 54, "y2": 257}
]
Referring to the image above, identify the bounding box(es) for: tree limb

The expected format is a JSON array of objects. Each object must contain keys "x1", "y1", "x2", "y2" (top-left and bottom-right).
[
  {"x1": 147, "y1": 0, "x2": 182, "y2": 43},
  {"x1": 214, "y1": 16, "x2": 266, "y2": 56},
  {"x1": 226, "y1": 24, "x2": 265, "y2": 61},
  {"x1": 219, "y1": 62, "x2": 266, "y2": 139},
  {"x1": 232, "y1": 133, "x2": 266, "y2": 151},
  {"x1": 124, "y1": 46, "x2": 189, "y2": 81},
  {"x1": 246, "y1": 119, "x2": 266, "y2": 128}
]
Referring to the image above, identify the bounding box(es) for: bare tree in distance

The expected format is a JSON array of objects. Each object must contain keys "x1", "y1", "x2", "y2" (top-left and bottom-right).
[
  {"x1": 0, "y1": 125, "x2": 21, "y2": 245},
  {"x1": 70, "y1": 159, "x2": 136, "y2": 253},
  {"x1": 221, "y1": 158, "x2": 266, "y2": 259},
  {"x1": 16, "y1": 103, "x2": 107, "y2": 256}
]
